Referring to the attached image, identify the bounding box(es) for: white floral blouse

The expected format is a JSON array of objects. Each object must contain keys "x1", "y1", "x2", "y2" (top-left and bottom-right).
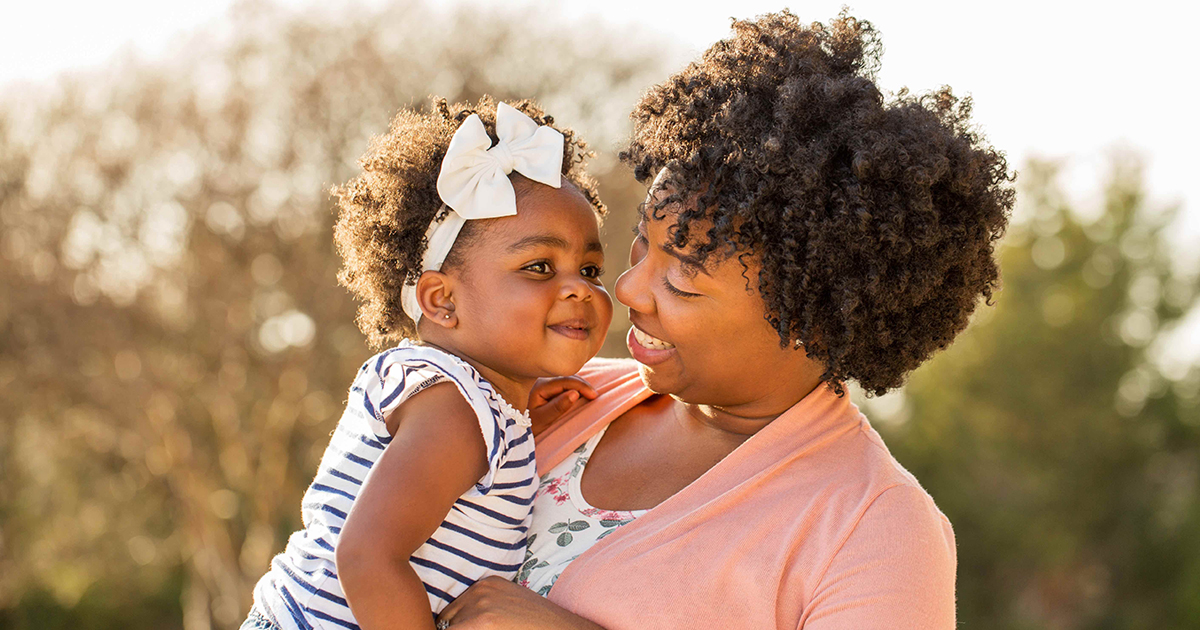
[{"x1": 516, "y1": 427, "x2": 648, "y2": 596}]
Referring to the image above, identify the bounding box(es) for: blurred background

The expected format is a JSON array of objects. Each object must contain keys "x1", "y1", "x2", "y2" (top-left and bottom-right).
[{"x1": 1, "y1": 0, "x2": 1197, "y2": 628}]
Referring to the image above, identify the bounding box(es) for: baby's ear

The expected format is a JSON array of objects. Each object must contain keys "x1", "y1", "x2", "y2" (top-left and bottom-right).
[{"x1": 415, "y1": 271, "x2": 457, "y2": 328}]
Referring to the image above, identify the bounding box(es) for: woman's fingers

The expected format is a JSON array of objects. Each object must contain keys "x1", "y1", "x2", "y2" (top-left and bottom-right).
[
  {"x1": 437, "y1": 577, "x2": 592, "y2": 630},
  {"x1": 436, "y1": 577, "x2": 510, "y2": 628},
  {"x1": 437, "y1": 595, "x2": 462, "y2": 625}
]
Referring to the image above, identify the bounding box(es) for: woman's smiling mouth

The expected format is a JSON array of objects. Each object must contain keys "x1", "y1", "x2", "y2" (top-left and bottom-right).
[
  {"x1": 632, "y1": 325, "x2": 674, "y2": 350},
  {"x1": 627, "y1": 324, "x2": 676, "y2": 365}
]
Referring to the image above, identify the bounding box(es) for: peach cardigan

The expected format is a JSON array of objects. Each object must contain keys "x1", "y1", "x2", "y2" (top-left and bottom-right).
[{"x1": 535, "y1": 359, "x2": 956, "y2": 630}]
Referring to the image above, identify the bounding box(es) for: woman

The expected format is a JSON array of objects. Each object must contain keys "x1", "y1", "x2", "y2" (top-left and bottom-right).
[{"x1": 437, "y1": 11, "x2": 1012, "y2": 630}]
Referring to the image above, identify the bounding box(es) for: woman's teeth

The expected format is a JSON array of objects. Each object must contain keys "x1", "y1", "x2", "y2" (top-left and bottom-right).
[{"x1": 633, "y1": 326, "x2": 675, "y2": 350}]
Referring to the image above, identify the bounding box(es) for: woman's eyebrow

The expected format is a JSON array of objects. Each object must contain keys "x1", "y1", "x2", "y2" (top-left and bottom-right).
[
  {"x1": 507, "y1": 234, "x2": 603, "y2": 254},
  {"x1": 637, "y1": 211, "x2": 708, "y2": 276},
  {"x1": 635, "y1": 201, "x2": 650, "y2": 223},
  {"x1": 660, "y1": 244, "x2": 710, "y2": 277}
]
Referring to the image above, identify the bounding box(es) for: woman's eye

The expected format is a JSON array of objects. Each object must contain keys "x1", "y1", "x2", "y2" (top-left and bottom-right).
[
  {"x1": 663, "y1": 276, "x2": 701, "y2": 298},
  {"x1": 523, "y1": 261, "x2": 552, "y2": 274}
]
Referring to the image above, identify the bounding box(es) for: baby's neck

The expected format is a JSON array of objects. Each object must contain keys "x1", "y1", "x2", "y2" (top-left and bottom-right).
[
  {"x1": 414, "y1": 339, "x2": 534, "y2": 412},
  {"x1": 460, "y1": 358, "x2": 534, "y2": 413}
]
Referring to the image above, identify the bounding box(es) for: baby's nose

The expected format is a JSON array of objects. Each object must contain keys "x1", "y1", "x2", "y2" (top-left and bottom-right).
[{"x1": 559, "y1": 276, "x2": 593, "y2": 301}]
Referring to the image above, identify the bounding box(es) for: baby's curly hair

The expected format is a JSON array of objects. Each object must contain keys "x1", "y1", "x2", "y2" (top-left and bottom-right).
[
  {"x1": 333, "y1": 95, "x2": 604, "y2": 347},
  {"x1": 621, "y1": 11, "x2": 1014, "y2": 396}
]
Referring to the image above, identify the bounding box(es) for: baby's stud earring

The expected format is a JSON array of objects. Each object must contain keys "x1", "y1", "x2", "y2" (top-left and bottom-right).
[{"x1": 444, "y1": 314, "x2": 451, "y2": 319}]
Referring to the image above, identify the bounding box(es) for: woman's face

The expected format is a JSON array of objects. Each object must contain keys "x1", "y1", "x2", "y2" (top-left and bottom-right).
[{"x1": 615, "y1": 187, "x2": 820, "y2": 412}]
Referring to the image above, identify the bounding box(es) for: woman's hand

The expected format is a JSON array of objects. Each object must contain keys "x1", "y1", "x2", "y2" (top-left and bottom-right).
[
  {"x1": 528, "y1": 376, "x2": 597, "y2": 436},
  {"x1": 437, "y1": 577, "x2": 605, "y2": 630}
]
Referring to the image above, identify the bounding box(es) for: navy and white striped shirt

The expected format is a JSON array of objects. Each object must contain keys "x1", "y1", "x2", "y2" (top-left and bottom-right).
[{"x1": 250, "y1": 342, "x2": 537, "y2": 629}]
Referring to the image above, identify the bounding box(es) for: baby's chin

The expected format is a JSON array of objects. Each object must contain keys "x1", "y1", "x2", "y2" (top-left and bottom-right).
[
  {"x1": 535, "y1": 349, "x2": 600, "y2": 378},
  {"x1": 539, "y1": 337, "x2": 604, "y2": 373},
  {"x1": 539, "y1": 358, "x2": 592, "y2": 379}
]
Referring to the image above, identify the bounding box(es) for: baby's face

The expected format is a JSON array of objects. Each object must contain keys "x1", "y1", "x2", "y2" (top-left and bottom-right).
[{"x1": 445, "y1": 179, "x2": 612, "y2": 380}]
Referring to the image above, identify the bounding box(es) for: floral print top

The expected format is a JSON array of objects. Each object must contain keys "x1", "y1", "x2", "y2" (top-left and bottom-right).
[{"x1": 516, "y1": 427, "x2": 648, "y2": 596}]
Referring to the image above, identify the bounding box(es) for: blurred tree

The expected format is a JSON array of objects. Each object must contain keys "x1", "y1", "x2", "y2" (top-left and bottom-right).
[
  {"x1": 4, "y1": 0, "x2": 1198, "y2": 627},
  {"x1": 0, "y1": 1, "x2": 670, "y2": 628},
  {"x1": 872, "y1": 156, "x2": 1200, "y2": 629}
]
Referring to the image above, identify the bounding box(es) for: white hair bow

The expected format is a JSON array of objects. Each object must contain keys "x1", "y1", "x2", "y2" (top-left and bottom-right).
[{"x1": 401, "y1": 102, "x2": 565, "y2": 324}]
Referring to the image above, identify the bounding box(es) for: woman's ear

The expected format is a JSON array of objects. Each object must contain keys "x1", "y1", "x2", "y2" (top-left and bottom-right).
[{"x1": 415, "y1": 271, "x2": 457, "y2": 328}]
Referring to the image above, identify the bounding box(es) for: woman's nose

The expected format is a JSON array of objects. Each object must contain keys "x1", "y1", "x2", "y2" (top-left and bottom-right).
[{"x1": 615, "y1": 258, "x2": 653, "y2": 313}]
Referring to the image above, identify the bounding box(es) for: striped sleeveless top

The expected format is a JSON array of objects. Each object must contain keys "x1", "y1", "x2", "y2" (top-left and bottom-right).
[{"x1": 250, "y1": 342, "x2": 537, "y2": 629}]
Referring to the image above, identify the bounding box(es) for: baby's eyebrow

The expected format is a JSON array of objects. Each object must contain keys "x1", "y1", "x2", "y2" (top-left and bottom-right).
[{"x1": 507, "y1": 234, "x2": 603, "y2": 254}]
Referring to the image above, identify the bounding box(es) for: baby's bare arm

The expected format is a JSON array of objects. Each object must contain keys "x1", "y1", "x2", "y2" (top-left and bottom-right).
[{"x1": 337, "y1": 382, "x2": 489, "y2": 630}]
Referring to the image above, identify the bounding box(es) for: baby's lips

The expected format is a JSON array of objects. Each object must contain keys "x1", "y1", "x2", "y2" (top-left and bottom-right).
[{"x1": 548, "y1": 317, "x2": 593, "y2": 331}]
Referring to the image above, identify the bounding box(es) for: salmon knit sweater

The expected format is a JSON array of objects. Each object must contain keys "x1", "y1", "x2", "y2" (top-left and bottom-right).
[{"x1": 534, "y1": 358, "x2": 956, "y2": 630}]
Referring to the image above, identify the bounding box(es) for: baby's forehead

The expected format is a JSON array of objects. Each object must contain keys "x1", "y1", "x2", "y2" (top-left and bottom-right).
[
  {"x1": 512, "y1": 174, "x2": 583, "y2": 200},
  {"x1": 475, "y1": 190, "x2": 603, "y2": 252}
]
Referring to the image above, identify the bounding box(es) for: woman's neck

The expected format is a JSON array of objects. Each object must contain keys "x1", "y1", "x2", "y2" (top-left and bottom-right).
[{"x1": 675, "y1": 371, "x2": 825, "y2": 438}]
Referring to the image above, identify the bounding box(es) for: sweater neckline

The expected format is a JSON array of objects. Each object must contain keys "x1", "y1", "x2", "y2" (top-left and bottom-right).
[{"x1": 547, "y1": 372, "x2": 862, "y2": 598}]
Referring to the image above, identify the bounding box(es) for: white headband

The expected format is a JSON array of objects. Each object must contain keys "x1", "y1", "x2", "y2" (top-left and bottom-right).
[{"x1": 401, "y1": 102, "x2": 565, "y2": 324}]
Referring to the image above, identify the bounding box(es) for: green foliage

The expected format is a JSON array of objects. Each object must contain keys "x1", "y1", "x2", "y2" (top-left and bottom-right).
[
  {"x1": 874, "y1": 157, "x2": 1200, "y2": 629},
  {"x1": 0, "y1": 573, "x2": 183, "y2": 630}
]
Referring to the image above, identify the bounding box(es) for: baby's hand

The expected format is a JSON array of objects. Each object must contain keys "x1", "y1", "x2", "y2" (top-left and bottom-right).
[{"x1": 528, "y1": 376, "x2": 597, "y2": 435}]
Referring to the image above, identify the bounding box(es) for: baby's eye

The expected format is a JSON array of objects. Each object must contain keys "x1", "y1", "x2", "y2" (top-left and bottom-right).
[
  {"x1": 581, "y1": 265, "x2": 604, "y2": 279},
  {"x1": 523, "y1": 261, "x2": 552, "y2": 274}
]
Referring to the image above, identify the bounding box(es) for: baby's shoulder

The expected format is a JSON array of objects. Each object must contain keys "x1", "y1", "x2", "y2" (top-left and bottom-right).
[
  {"x1": 359, "y1": 342, "x2": 528, "y2": 425},
  {"x1": 354, "y1": 343, "x2": 483, "y2": 395}
]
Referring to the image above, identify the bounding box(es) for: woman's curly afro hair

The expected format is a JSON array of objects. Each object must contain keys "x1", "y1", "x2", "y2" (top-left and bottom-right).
[
  {"x1": 621, "y1": 11, "x2": 1014, "y2": 396},
  {"x1": 332, "y1": 95, "x2": 604, "y2": 347}
]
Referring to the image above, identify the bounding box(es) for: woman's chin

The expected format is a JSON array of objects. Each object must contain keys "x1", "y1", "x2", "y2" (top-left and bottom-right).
[{"x1": 636, "y1": 362, "x2": 682, "y2": 396}]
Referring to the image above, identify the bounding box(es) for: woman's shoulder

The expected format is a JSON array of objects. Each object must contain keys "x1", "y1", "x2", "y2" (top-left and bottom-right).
[
  {"x1": 853, "y1": 423, "x2": 950, "y2": 522},
  {"x1": 823, "y1": 423, "x2": 956, "y2": 582}
]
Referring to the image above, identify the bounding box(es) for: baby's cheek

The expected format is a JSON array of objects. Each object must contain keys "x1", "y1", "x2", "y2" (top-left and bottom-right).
[{"x1": 598, "y1": 289, "x2": 615, "y2": 322}]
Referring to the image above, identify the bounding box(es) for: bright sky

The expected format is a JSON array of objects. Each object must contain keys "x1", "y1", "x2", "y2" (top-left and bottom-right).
[
  {"x1": 2, "y1": 0, "x2": 1197, "y2": 235},
  {"x1": 2, "y1": 0, "x2": 1198, "y2": 358},
  {"x1": 3, "y1": 0, "x2": 1196, "y2": 247}
]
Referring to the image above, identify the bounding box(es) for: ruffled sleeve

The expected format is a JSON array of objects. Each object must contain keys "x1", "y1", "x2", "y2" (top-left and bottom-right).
[{"x1": 349, "y1": 345, "x2": 513, "y2": 494}]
